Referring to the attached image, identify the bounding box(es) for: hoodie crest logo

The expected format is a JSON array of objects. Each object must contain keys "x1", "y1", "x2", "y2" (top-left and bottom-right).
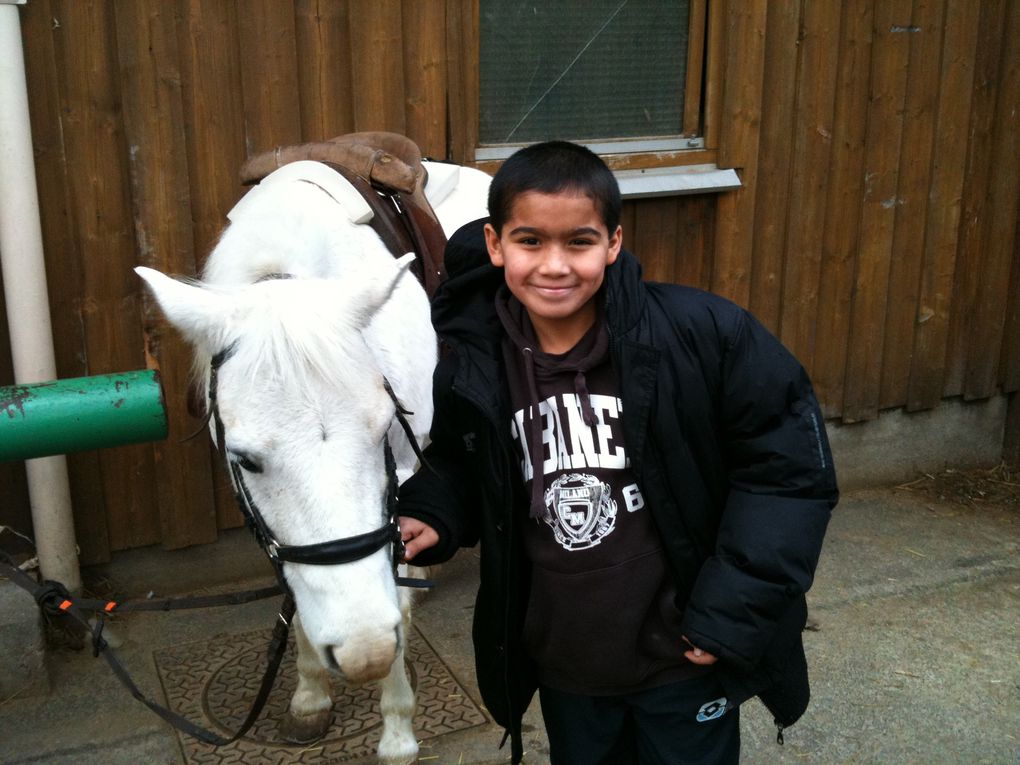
[{"x1": 542, "y1": 473, "x2": 617, "y2": 551}]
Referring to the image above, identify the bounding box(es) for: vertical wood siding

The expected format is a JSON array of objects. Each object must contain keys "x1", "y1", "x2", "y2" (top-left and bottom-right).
[
  {"x1": 715, "y1": 0, "x2": 1020, "y2": 424},
  {"x1": 2, "y1": 0, "x2": 1017, "y2": 558}
]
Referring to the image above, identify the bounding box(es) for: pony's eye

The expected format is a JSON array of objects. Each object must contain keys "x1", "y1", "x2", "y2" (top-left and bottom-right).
[{"x1": 231, "y1": 452, "x2": 263, "y2": 474}]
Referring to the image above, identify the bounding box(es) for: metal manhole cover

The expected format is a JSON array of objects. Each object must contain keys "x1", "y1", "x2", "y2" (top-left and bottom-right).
[{"x1": 154, "y1": 625, "x2": 488, "y2": 763}]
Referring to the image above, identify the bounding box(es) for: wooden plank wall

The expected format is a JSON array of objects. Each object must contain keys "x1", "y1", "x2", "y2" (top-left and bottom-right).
[
  {"x1": 713, "y1": 0, "x2": 1020, "y2": 423},
  {"x1": 1, "y1": 0, "x2": 1018, "y2": 559}
]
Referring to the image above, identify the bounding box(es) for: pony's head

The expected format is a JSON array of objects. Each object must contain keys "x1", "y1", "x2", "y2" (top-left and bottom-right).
[{"x1": 137, "y1": 257, "x2": 417, "y2": 683}]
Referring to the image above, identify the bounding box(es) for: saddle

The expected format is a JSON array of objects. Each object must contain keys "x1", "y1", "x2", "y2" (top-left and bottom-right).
[{"x1": 239, "y1": 132, "x2": 448, "y2": 297}]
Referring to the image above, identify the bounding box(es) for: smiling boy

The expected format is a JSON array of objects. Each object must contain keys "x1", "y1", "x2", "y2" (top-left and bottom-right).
[
  {"x1": 398, "y1": 141, "x2": 838, "y2": 764},
  {"x1": 485, "y1": 187, "x2": 621, "y2": 354}
]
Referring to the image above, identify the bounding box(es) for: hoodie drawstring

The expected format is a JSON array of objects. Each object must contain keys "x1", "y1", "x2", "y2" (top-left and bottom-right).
[
  {"x1": 522, "y1": 346, "x2": 547, "y2": 519},
  {"x1": 574, "y1": 370, "x2": 598, "y2": 426}
]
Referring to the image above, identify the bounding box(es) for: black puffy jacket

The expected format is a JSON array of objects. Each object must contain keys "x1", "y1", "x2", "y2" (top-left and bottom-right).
[{"x1": 400, "y1": 219, "x2": 838, "y2": 762}]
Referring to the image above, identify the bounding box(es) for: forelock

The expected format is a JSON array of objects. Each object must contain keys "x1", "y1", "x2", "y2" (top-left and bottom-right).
[{"x1": 193, "y1": 280, "x2": 382, "y2": 401}]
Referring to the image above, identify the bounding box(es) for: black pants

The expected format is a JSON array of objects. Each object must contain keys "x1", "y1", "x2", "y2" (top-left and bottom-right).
[{"x1": 538, "y1": 673, "x2": 740, "y2": 765}]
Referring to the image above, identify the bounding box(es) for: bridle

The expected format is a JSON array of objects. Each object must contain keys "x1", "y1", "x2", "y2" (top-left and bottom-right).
[{"x1": 208, "y1": 342, "x2": 430, "y2": 590}]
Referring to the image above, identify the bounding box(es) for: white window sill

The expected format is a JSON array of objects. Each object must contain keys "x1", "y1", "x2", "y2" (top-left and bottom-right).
[{"x1": 615, "y1": 165, "x2": 741, "y2": 199}]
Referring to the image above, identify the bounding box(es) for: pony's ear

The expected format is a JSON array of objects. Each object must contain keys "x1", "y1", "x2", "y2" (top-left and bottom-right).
[
  {"x1": 348, "y1": 253, "x2": 417, "y2": 327},
  {"x1": 135, "y1": 267, "x2": 233, "y2": 350}
]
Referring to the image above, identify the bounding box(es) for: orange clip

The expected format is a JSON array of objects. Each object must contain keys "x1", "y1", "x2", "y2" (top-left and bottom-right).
[
  {"x1": 104, "y1": 601, "x2": 117, "y2": 612},
  {"x1": 59, "y1": 599, "x2": 72, "y2": 611}
]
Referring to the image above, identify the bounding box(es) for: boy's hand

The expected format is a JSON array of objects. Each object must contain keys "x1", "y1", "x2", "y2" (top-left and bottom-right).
[
  {"x1": 399, "y1": 517, "x2": 439, "y2": 562},
  {"x1": 682, "y1": 636, "x2": 718, "y2": 666}
]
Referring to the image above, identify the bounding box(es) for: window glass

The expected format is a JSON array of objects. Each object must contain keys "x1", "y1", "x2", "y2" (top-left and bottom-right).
[{"x1": 479, "y1": 0, "x2": 692, "y2": 146}]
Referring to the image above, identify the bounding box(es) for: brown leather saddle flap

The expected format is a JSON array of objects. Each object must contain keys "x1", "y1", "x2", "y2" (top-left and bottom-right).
[{"x1": 238, "y1": 132, "x2": 447, "y2": 296}]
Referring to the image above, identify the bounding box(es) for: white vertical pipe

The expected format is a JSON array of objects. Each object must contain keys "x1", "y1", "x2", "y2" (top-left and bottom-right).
[{"x1": 0, "y1": 2, "x2": 81, "y2": 592}]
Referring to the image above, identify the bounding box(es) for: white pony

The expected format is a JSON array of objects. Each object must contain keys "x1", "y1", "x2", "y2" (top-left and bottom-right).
[{"x1": 137, "y1": 156, "x2": 490, "y2": 765}]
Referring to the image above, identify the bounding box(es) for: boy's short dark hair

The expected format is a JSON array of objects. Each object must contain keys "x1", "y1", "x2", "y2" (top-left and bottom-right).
[{"x1": 487, "y1": 141, "x2": 622, "y2": 235}]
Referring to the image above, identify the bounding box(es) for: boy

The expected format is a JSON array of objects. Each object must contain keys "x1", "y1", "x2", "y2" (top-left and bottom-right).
[{"x1": 398, "y1": 141, "x2": 837, "y2": 764}]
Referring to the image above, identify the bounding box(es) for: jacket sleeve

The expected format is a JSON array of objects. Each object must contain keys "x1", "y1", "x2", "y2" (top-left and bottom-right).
[
  {"x1": 680, "y1": 309, "x2": 838, "y2": 672},
  {"x1": 397, "y1": 360, "x2": 482, "y2": 567}
]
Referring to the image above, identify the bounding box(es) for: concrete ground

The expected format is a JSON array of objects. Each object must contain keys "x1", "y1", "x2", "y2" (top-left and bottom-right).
[{"x1": 0, "y1": 485, "x2": 1018, "y2": 765}]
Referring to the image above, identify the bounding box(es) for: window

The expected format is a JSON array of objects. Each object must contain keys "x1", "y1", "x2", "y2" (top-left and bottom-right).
[{"x1": 461, "y1": 0, "x2": 713, "y2": 174}]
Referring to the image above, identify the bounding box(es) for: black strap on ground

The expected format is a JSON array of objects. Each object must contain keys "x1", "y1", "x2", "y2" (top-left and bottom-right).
[
  {"x1": 0, "y1": 547, "x2": 432, "y2": 746},
  {"x1": 0, "y1": 550, "x2": 294, "y2": 746},
  {"x1": 64, "y1": 582, "x2": 284, "y2": 614},
  {"x1": 100, "y1": 595, "x2": 296, "y2": 746}
]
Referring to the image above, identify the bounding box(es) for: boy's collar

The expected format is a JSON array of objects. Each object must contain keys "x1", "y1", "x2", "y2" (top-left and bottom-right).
[{"x1": 494, "y1": 284, "x2": 607, "y2": 360}]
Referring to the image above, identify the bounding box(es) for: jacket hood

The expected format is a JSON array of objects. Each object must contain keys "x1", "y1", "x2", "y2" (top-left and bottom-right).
[
  {"x1": 604, "y1": 244, "x2": 647, "y2": 338},
  {"x1": 432, "y1": 217, "x2": 505, "y2": 351}
]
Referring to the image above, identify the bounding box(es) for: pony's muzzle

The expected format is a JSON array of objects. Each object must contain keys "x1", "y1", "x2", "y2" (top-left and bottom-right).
[{"x1": 330, "y1": 628, "x2": 399, "y2": 684}]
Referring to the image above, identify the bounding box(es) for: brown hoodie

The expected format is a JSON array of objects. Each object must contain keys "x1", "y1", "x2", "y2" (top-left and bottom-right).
[{"x1": 495, "y1": 288, "x2": 704, "y2": 695}]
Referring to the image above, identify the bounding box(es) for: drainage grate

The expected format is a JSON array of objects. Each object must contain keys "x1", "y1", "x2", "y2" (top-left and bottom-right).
[{"x1": 154, "y1": 625, "x2": 488, "y2": 763}]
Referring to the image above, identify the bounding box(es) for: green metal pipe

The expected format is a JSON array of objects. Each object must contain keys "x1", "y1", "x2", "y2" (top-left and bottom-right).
[{"x1": 0, "y1": 370, "x2": 168, "y2": 462}]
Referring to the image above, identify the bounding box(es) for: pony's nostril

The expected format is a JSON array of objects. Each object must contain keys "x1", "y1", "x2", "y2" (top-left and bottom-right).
[{"x1": 324, "y1": 646, "x2": 341, "y2": 673}]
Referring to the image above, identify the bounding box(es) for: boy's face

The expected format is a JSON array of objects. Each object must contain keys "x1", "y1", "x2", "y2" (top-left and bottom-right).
[{"x1": 484, "y1": 190, "x2": 622, "y2": 353}]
